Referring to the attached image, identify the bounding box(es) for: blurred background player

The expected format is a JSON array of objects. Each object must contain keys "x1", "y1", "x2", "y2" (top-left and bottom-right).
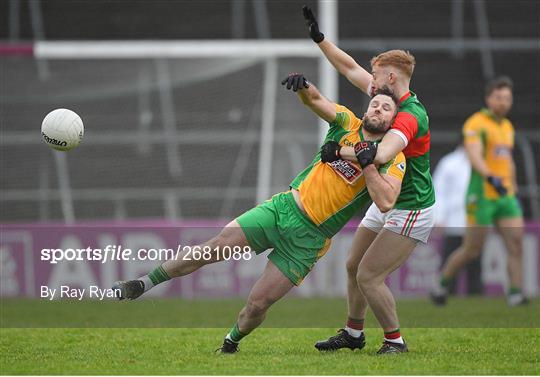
[
  {"x1": 432, "y1": 145, "x2": 483, "y2": 295},
  {"x1": 431, "y1": 76, "x2": 527, "y2": 307},
  {"x1": 113, "y1": 77, "x2": 406, "y2": 354},
  {"x1": 303, "y1": 6, "x2": 435, "y2": 354}
]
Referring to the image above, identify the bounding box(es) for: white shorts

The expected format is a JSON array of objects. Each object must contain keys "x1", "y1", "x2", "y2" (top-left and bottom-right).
[{"x1": 360, "y1": 203, "x2": 435, "y2": 243}]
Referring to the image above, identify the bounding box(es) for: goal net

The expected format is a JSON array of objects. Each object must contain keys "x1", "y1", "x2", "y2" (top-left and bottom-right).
[{"x1": 1, "y1": 40, "x2": 334, "y2": 222}]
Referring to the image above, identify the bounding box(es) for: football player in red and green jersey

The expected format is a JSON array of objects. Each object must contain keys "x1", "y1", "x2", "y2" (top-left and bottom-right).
[{"x1": 303, "y1": 6, "x2": 435, "y2": 354}]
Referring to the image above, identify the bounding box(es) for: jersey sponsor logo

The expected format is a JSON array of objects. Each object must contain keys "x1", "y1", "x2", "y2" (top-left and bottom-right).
[
  {"x1": 493, "y1": 145, "x2": 511, "y2": 158},
  {"x1": 397, "y1": 162, "x2": 406, "y2": 172},
  {"x1": 341, "y1": 138, "x2": 355, "y2": 147},
  {"x1": 328, "y1": 160, "x2": 362, "y2": 184}
]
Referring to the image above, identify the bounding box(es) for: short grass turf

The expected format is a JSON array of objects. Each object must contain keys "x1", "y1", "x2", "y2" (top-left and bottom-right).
[{"x1": 1, "y1": 298, "x2": 539, "y2": 375}]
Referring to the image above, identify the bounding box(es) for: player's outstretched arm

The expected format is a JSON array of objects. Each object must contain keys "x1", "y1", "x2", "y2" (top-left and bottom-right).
[
  {"x1": 335, "y1": 133, "x2": 406, "y2": 165},
  {"x1": 281, "y1": 73, "x2": 336, "y2": 123},
  {"x1": 373, "y1": 133, "x2": 408, "y2": 164},
  {"x1": 303, "y1": 5, "x2": 373, "y2": 94}
]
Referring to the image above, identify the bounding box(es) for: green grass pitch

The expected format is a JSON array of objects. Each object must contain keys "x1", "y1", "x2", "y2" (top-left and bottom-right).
[{"x1": 1, "y1": 297, "x2": 539, "y2": 375}]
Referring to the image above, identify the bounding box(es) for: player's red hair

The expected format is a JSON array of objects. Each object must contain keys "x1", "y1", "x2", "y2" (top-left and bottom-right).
[{"x1": 370, "y1": 50, "x2": 416, "y2": 79}]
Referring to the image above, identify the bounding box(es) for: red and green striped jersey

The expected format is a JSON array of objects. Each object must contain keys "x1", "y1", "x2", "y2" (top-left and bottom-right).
[{"x1": 389, "y1": 91, "x2": 435, "y2": 210}]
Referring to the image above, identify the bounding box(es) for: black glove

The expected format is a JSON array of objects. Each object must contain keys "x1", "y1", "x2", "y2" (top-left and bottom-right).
[
  {"x1": 487, "y1": 175, "x2": 508, "y2": 196},
  {"x1": 321, "y1": 141, "x2": 341, "y2": 163},
  {"x1": 354, "y1": 141, "x2": 378, "y2": 168},
  {"x1": 302, "y1": 5, "x2": 325, "y2": 43},
  {"x1": 281, "y1": 73, "x2": 310, "y2": 92}
]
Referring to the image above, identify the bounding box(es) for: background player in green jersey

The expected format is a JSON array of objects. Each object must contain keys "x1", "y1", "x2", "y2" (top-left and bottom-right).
[
  {"x1": 113, "y1": 77, "x2": 406, "y2": 354},
  {"x1": 303, "y1": 6, "x2": 435, "y2": 353},
  {"x1": 431, "y1": 76, "x2": 527, "y2": 307}
]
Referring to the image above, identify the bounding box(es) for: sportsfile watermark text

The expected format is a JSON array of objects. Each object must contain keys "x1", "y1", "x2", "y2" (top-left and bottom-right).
[{"x1": 40, "y1": 245, "x2": 253, "y2": 264}]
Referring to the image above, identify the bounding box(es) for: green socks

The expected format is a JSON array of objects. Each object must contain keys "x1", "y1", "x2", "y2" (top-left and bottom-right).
[
  {"x1": 148, "y1": 265, "x2": 171, "y2": 285},
  {"x1": 440, "y1": 276, "x2": 450, "y2": 288},
  {"x1": 226, "y1": 323, "x2": 246, "y2": 343},
  {"x1": 509, "y1": 287, "x2": 522, "y2": 295}
]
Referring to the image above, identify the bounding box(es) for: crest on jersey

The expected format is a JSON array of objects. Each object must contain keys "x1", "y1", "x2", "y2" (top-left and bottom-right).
[{"x1": 493, "y1": 145, "x2": 511, "y2": 158}]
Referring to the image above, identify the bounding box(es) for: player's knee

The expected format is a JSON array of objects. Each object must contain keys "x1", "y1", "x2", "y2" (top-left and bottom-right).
[
  {"x1": 461, "y1": 245, "x2": 482, "y2": 261},
  {"x1": 355, "y1": 269, "x2": 377, "y2": 291},
  {"x1": 346, "y1": 258, "x2": 359, "y2": 279},
  {"x1": 507, "y1": 238, "x2": 523, "y2": 257},
  {"x1": 463, "y1": 235, "x2": 486, "y2": 255},
  {"x1": 506, "y1": 230, "x2": 523, "y2": 251},
  {"x1": 206, "y1": 231, "x2": 236, "y2": 254},
  {"x1": 462, "y1": 252, "x2": 480, "y2": 264},
  {"x1": 211, "y1": 225, "x2": 245, "y2": 250}
]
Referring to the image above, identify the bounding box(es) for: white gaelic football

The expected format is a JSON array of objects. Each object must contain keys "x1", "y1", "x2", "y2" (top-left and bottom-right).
[{"x1": 41, "y1": 108, "x2": 84, "y2": 151}]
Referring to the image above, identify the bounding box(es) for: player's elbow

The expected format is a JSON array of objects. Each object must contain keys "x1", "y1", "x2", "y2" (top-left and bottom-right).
[
  {"x1": 377, "y1": 203, "x2": 392, "y2": 213},
  {"x1": 377, "y1": 204, "x2": 392, "y2": 213},
  {"x1": 375, "y1": 197, "x2": 395, "y2": 213},
  {"x1": 378, "y1": 205, "x2": 391, "y2": 213},
  {"x1": 376, "y1": 191, "x2": 399, "y2": 213}
]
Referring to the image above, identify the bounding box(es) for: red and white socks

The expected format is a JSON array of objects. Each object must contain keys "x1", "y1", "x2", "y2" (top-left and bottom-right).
[
  {"x1": 384, "y1": 328, "x2": 404, "y2": 344},
  {"x1": 344, "y1": 317, "x2": 364, "y2": 338}
]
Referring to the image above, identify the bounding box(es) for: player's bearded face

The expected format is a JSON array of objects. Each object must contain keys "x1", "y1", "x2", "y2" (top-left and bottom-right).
[
  {"x1": 486, "y1": 87, "x2": 513, "y2": 117},
  {"x1": 362, "y1": 95, "x2": 396, "y2": 134},
  {"x1": 363, "y1": 116, "x2": 390, "y2": 133}
]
